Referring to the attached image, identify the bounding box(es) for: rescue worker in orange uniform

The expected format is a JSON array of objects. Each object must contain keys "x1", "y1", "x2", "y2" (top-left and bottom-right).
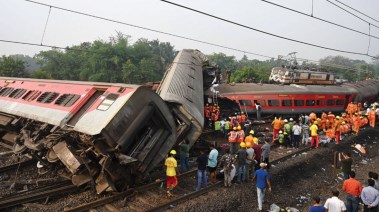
[
  {"x1": 368, "y1": 107, "x2": 377, "y2": 127},
  {"x1": 236, "y1": 113, "x2": 242, "y2": 124},
  {"x1": 352, "y1": 102, "x2": 358, "y2": 114},
  {"x1": 204, "y1": 104, "x2": 210, "y2": 128},
  {"x1": 325, "y1": 126, "x2": 336, "y2": 143},
  {"x1": 228, "y1": 127, "x2": 238, "y2": 153},
  {"x1": 321, "y1": 111, "x2": 327, "y2": 120},
  {"x1": 357, "y1": 102, "x2": 362, "y2": 113},
  {"x1": 346, "y1": 102, "x2": 353, "y2": 116},
  {"x1": 271, "y1": 117, "x2": 281, "y2": 142},
  {"x1": 352, "y1": 113, "x2": 361, "y2": 134},
  {"x1": 236, "y1": 125, "x2": 245, "y2": 143},
  {"x1": 327, "y1": 112, "x2": 335, "y2": 129},
  {"x1": 245, "y1": 130, "x2": 255, "y2": 144},
  {"x1": 310, "y1": 121, "x2": 319, "y2": 148},
  {"x1": 334, "y1": 116, "x2": 341, "y2": 144},
  {"x1": 318, "y1": 117, "x2": 326, "y2": 131},
  {"x1": 309, "y1": 111, "x2": 317, "y2": 124}
]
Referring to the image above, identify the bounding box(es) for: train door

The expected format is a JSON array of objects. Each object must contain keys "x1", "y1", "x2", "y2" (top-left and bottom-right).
[{"x1": 67, "y1": 88, "x2": 106, "y2": 126}]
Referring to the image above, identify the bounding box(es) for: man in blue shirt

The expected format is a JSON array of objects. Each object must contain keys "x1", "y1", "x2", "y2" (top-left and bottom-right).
[
  {"x1": 208, "y1": 144, "x2": 218, "y2": 184},
  {"x1": 252, "y1": 163, "x2": 272, "y2": 212},
  {"x1": 309, "y1": 196, "x2": 326, "y2": 212}
]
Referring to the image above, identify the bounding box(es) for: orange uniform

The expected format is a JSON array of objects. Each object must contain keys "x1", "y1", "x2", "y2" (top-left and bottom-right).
[
  {"x1": 368, "y1": 109, "x2": 376, "y2": 127},
  {"x1": 272, "y1": 119, "x2": 282, "y2": 140}
]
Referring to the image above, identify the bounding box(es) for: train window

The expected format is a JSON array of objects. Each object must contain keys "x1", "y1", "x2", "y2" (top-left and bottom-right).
[
  {"x1": 254, "y1": 100, "x2": 266, "y2": 107},
  {"x1": 336, "y1": 99, "x2": 344, "y2": 105},
  {"x1": 0, "y1": 87, "x2": 14, "y2": 97},
  {"x1": 306, "y1": 100, "x2": 315, "y2": 106},
  {"x1": 97, "y1": 93, "x2": 119, "y2": 111},
  {"x1": 268, "y1": 100, "x2": 279, "y2": 106},
  {"x1": 294, "y1": 100, "x2": 304, "y2": 106},
  {"x1": 281, "y1": 100, "x2": 292, "y2": 106},
  {"x1": 239, "y1": 100, "x2": 252, "y2": 106},
  {"x1": 22, "y1": 90, "x2": 41, "y2": 101},
  {"x1": 326, "y1": 100, "x2": 335, "y2": 106},
  {"x1": 9, "y1": 89, "x2": 27, "y2": 99},
  {"x1": 54, "y1": 94, "x2": 81, "y2": 107},
  {"x1": 36, "y1": 92, "x2": 59, "y2": 104},
  {"x1": 317, "y1": 100, "x2": 325, "y2": 106}
]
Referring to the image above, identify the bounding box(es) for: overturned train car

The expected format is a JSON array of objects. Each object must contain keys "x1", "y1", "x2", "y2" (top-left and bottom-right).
[{"x1": 0, "y1": 49, "x2": 213, "y2": 194}]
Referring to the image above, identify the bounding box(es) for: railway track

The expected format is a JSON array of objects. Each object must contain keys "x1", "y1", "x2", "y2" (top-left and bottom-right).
[
  {"x1": 0, "y1": 159, "x2": 35, "y2": 173},
  {"x1": 0, "y1": 180, "x2": 79, "y2": 209},
  {"x1": 63, "y1": 145, "x2": 312, "y2": 212}
]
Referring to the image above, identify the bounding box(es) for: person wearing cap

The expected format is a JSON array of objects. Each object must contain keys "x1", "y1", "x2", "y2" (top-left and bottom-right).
[
  {"x1": 310, "y1": 121, "x2": 319, "y2": 148},
  {"x1": 228, "y1": 127, "x2": 238, "y2": 154},
  {"x1": 245, "y1": 130, "x2": 255, "y2": 144},
  {"x1": 252, "y1": 162, "x2": 272, "y2": 212},
  {"x1": 165, "y1": 150, "x2": 179, "y2": 197},
  {"x1": 236, "y1": 142, "x2": 247, "y2": 183},
  {"x1": 208, "y1": 144, "x2": 219, "y2": 184},
  {"x1": 245, "y1": 142, "x2": 255, "y2": 179}
]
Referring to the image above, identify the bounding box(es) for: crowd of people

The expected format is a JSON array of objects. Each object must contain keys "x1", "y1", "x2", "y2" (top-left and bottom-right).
[
  {"x1": 162, "y1": 101, "x2": 379, "y2": 211},
  {"x1": 310, "y1": 170, "x2": 379, "y2": 212}
]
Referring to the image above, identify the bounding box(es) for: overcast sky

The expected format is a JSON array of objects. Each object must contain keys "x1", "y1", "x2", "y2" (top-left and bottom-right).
[{"x1": 1, "y1": 0, "x2": 379, "y2": 63}]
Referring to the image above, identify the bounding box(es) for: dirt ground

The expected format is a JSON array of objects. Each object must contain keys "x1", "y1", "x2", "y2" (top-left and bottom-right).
[
  {"x1": 173, "y1": 127, "x2": 379, "y2": 212},
  {"x1": 1, "y1": 127, "x2": 378, "y2": 212}
]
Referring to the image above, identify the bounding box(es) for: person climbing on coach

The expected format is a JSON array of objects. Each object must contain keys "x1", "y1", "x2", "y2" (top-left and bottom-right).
[
  {"x1": 310, "y1": 121, "x2": 319, "y2": 148},
  {"x1": 165, "y1": 150, "x2": 179, "y2": 197}
]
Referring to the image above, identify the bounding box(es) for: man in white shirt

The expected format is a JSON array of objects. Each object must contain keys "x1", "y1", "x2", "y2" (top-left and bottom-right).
[{"x1": 324, "y1": 190, "x2": 346, "y2": 212}]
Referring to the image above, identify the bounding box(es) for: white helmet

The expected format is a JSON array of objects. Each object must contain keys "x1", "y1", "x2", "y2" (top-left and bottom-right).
[
  {"x1": 279, "y1": 130, "x2": 283, "y2": 134},
  {"x1": 284, "y1": 119, "x2": 288, "y2": 123},
  {"x1": 289, "y1": 118, "x2": 293, "y2": 121}
]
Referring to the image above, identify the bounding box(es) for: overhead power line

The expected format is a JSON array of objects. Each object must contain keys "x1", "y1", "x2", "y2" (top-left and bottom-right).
[
  {"x1": 160, "y1": 0, "x2": 379, "y2": 59},
  {"x1": 24, "y1": 0, "x2": 273, "y2": 60},
  {"x1": 334, "y1": 0, "x2": 379, "y2": 24},
  {"x1": 259, "y1": 0, "x2": 379, "y2": 40},
  {"x1": 326, "y1": 0, "x2": 379, "y2": 29}
]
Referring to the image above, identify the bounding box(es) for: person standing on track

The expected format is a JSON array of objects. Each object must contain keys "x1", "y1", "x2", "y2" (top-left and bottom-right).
[
  {"x1": 196, "y1": 149, "x2": 208, "y2": 191},
  {"x1": 261, "y1": 138, "x2": 271, "y2": 169},
  {"x1": 165, "y1": 150, "x2": 179, "y2": 197},
  {"x1": 208, "y1": 144, "x2": 219, "y2": 185},
  {"x1": 272, "y1": 117, "x2": 281, "y2": 142},
  {"x1": 339, "y1": 152, "x2": 352, "y2": 180},
  {"x1": 292, "y1": 121, "x2": 302, "y2": 149},
  {"x1": 310, "y1": 121, "x2": 319, "y2": 148},
  {"x1": 252, "y1": 163, "x2": 272, "y2": 212},
  {"x1": 236, "y1": 142, "x2": 247, "y2": 184},
  {"x1": 219, "y1": 149, "x2": 236, "y2": 187}
]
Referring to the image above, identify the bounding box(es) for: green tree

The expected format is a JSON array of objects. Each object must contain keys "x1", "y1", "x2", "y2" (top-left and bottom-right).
[{"x1": 0, "y1": 56, "x2": 27, "y2": 77}]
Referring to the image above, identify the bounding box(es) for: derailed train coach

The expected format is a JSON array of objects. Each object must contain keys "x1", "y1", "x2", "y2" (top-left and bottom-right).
[{"x1": 0, "y1": 49, "x2": 214, "y2": 193}]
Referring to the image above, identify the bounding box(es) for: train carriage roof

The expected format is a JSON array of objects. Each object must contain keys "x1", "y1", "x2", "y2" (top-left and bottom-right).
[{"x1": 209, "y1": 83, "x2": 358, "y2": 95}]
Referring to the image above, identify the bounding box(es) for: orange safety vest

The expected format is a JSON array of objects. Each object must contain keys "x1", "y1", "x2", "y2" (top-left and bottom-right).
[
  {"x1": 272, "y1": 119, "x2": 281, "y2": 130},
  {"x1": 326, "y1": 129, "x2": 335, "y2": 139},
  {"x1": 237, "y1": 130, "x2": 245, "y2": 143},
  {"x1": 369, "y1": 110, "x2": 376, "y2": 120},
  {"x1": 228, "y1": 131, "x2": 237, "y2": 142}
]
